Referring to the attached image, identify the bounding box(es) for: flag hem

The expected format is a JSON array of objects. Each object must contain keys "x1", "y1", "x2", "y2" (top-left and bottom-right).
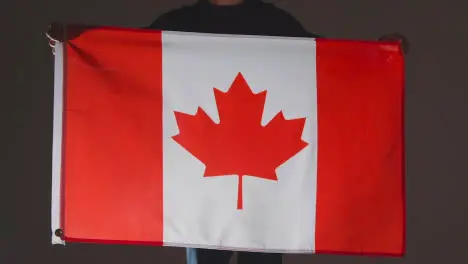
[
  {"x1": 57, "y1": 238, "x2": 403, "y2": 257},
  {"x1": 400, "y1": 49, "x2": 407, "y2": 256},
  {"x1": 51, "y1": 42, "x2": 65, "y2": 245},
  {"x1": 163, "y1": 242, "x2": 315, "y2": 254}
]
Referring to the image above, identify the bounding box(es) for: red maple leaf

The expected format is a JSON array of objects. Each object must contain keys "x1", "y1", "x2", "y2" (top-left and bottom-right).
[{"x1": 172, "y1": 73, "x2": 308, "y2": 210}]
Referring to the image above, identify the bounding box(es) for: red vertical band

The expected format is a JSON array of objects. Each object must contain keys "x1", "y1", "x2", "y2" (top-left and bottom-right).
[
  {"x1": 315, "y1": 39, "x2": 405, "y2": 256},
  {"x1": 61, "y1": 28, "x2": 164, "y2": 244}
]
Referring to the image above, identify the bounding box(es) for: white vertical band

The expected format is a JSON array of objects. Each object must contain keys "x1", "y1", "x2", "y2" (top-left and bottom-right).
[
  {"x1": 51, "y1": 42, "x2": 65, "y2": 245},
  {"x1": 161, "y1": 32, "x2": 318, "y2": 252}
]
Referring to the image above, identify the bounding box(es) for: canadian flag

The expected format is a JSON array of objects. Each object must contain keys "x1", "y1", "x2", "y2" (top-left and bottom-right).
[{"x1": 51, "y1": 26, "x2": 405, "y2": 256}]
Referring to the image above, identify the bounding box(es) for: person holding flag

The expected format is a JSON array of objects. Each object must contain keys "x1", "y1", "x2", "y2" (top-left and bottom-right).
[{"x1": 46, "y1": 1, "x2": 408, "y2": 263}]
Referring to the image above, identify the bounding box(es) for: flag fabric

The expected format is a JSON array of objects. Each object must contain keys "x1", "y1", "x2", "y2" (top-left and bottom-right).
[{"x1": 51, "y1": 26, "x2": 405, "y2": 256}]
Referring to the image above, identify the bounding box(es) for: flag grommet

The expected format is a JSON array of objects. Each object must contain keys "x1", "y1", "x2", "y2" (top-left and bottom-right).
[{"x1": 54, "y1": 229, "x2": 64, "y2": 238}]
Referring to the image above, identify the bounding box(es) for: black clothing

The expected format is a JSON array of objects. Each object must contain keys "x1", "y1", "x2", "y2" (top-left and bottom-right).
[
  {"x1": 148, "y1": 1, "x2": 318, "y2": 263},
  {"x1": 197, "y1": 249, "x2": 282, "y2": 264},
  {"x1": 148, "y1": 0, "x2": 320, "y2": 38}
]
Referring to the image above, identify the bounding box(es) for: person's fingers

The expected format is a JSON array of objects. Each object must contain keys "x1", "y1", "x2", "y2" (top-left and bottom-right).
[
  {"x1": 379, "y1": 33, "x2": 410, "y2": 55},
  {"x1": 46, "y1": 22, "x2": 94, "y2": 42},
  {"x1": 46, "y1": 30, "x2": 56, "y2": 42},
  {"x1": 46, "y1": 27, "x2": 57, "y2": 55},
  {"x1": 46, "y1": 22, "x2": 66, "y2": 42}
]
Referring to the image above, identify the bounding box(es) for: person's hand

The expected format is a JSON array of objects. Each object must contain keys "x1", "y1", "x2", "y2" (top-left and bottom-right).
[
  {"x1": 378, "y1": 33, "x2": 410, "y2": 55},
  {"x1": 45, "y1": 22, "x2": 90, "y2": 54},
  {"x1": 46, "y1": 22, "x2": 64, "y2": 55},
  {"x1": 46, "y1": 22, "x2": 65, "y2": 42}
]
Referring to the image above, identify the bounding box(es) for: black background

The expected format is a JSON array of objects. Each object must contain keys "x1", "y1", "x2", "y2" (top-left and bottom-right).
[{"x1": 5, "y1": 0, "x2": 468, "y2": 263}]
